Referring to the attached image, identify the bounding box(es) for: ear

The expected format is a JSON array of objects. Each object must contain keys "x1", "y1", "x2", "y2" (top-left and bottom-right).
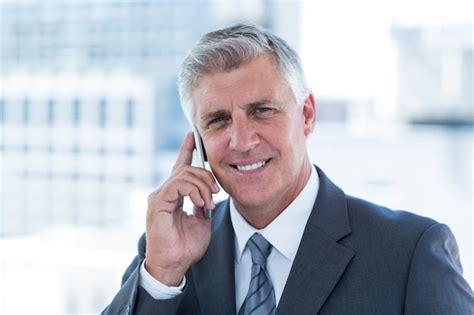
[{"x1": 302, "y1": 93, "x2": 316, "y2": 136}]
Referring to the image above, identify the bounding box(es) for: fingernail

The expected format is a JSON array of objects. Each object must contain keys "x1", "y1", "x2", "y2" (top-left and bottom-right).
[{"x1": 213, "y1": 183, "x2": 220, "y2": 192}]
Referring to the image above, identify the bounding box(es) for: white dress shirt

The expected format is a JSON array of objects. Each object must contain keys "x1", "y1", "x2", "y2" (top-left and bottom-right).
[{"x1": 139, "y1": 165, "x2": 319, "y2": 311}]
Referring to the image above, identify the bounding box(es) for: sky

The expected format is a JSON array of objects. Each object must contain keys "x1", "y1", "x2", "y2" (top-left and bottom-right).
[{"x1": 300, "y1": 0, "x2": 472, "y2": 117}]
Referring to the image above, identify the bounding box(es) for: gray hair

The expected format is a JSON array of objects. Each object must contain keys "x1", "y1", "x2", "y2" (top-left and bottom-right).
[{"x1": 178, "y1": 23, "x2": 310, "y2": 123}]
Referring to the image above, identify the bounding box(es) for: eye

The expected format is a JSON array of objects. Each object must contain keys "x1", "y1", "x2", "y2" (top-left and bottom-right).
[
  {"x1": 253, "y1": 107, "x2": 274, "y2": 117},
  {"x1": 207, "y1": 116, "x2": 229, "y2": 129}
]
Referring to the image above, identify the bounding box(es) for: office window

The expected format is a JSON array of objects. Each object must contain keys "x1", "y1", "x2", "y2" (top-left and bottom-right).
[
  {"x1": 72, "y1": 144, "x2": 80, "y2": 155},
  {"x1": 98, "y1": 146, "x2": 107, "y2": 156},
  {"x1": 22, "y1": 99, "x2": 30, "y2": 125},
  {"x1": 126, "y1": 99, "x2": 134, "y2": 128},
  {"x1": 47, "y1": 99, "x2": 55, "y2": 125},
  {"x1": 0, "y1": 99, "x2": 5, "y2": 123},
  {"x1": 98, "y1": 173, "x2": 105, "y2": 182},
  {"x1": 99, "y1": 98, "x2": 107, "y2": 128},
  {"x1": 73, "y1": 98, "x2": 81, "y2": 125},
  {"x1": 125, "y1": 175, "x2": 133, "y2": 183}
]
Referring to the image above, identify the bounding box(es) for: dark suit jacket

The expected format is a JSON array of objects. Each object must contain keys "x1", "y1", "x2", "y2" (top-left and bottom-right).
[{"x1": 103, "y1": 167, "x2": 473, "y2": 314}]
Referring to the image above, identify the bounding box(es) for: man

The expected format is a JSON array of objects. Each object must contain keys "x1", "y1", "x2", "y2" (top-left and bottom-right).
[{"x1": 103, "y1": 24, "x2": 473, "y2": 314}]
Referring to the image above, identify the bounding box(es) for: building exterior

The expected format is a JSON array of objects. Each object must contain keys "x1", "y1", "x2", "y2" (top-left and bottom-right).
[
  {"x1": 1, "y1": 71, "x2": 155, "y2": 235},
  {"x1": 0, "y1": 1, "x2": 300, "y2": 236},
  {"x1": 392, "y1": 24, "x2": 473, "y2": 125}
]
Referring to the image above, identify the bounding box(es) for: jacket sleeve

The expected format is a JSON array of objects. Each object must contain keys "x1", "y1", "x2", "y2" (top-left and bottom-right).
[
  {"x1": 101, "y1": 234, "x2": 185, "y2": 315},
  {"x1": 404, "y1": 223, "x2": 473, "y2": 314}
]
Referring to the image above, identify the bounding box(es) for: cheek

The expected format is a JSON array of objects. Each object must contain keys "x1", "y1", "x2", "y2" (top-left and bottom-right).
[
  {"x1": 277, "y1": 120, "x2": 307, "y2": 157},
  {"x1": 271, "y1": 118, "x2": 299, "y2": 143},
  {"x1": 203, "y1": 136, "x2": 226, "y2": 165}
]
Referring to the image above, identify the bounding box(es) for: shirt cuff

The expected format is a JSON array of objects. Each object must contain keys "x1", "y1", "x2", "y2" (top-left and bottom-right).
[{"x1": 138, "y1": 259, "x2": 186, "y2": 300}]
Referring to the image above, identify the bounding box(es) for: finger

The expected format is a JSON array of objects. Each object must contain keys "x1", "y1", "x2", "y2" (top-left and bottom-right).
[
  {"x1": 171, "y1": 168, "x2": 216, "y2": 209},
  {"x1": 173, "y1": 164, "x2": 219, "y2": 197},
  {"x1": 155, "y1": 169, "x2": 215, "y2": 213},
  {"x1": 173, "y1": 134, "x2": 220, "y2": 194},
  {"x1": 173, "y1": 132, "x2": 195, "y2": 169},
  {"x1": 188, "y1": 166, "x2": 220, "y2": 194},
  {"x1": 171, "y1": 181, "x2": 207, "y2": 208},
  {"x1": 161, "y1": 181, "x2": 205, "y2": 209},
  {"x1": 193, "y1": 206, "x2": 209, "y2": 220},
  {"x1": 188, "y1": 190, "x2": 206, "y2": 208},
  {"x1": 179, "y1": 174, "x2": 215, "y2": 209}
]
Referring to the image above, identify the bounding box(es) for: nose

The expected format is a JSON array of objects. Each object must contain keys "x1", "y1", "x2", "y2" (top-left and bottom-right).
[{"x1": 229, "y1": 117, "x2": 259, "y2": 152}]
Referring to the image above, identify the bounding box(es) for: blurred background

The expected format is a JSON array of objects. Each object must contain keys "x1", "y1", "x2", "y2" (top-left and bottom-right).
[{"x1": 0, "y1": 0, "x2": 472, "y2": 314}]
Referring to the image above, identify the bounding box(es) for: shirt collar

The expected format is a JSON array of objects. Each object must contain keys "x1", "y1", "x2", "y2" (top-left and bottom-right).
[{"x1": 230, "y1": 165, "x2": 319, "y2": 263}]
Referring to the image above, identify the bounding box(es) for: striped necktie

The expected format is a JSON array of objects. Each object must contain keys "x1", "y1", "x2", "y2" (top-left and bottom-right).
[{"x1": 238, "y1": 233, "x2": 276, "y2": 315}]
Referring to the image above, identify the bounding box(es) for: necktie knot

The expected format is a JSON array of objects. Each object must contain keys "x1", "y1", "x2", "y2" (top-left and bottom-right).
[{"x1": 248, "y1": 233, "x2": 272, "y2": 266}]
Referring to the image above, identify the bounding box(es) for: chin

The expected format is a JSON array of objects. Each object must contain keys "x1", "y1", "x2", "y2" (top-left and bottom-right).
[{"x1": 231, "y1": 187, "x2": 274, "y2": 209}]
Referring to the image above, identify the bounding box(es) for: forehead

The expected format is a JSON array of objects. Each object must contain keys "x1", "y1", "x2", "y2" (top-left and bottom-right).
[{"x1": 190, "y1": 54, "x2": 291, "y2": 116}]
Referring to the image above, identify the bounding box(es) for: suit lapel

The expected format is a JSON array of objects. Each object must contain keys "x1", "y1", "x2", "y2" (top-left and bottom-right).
[
  {"x1": 191, "y1": 167, "x2": 353, "y2": 315},
  {"x1": 192, "y1": 200, "x2": 237, "y2": 315},
  {"x1": 277, "y1": 167, "x2": 355, "y2": 314}
]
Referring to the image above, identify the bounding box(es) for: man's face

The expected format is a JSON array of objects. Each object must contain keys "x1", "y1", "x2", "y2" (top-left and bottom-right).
[{"x1": 192, "y1": 54, "x2": 315, "y2": 220}]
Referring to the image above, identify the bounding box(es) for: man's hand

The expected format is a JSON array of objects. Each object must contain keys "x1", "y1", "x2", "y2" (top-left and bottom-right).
[{"x1": 144, "y1": 132, "x2": 219, "y2": 286}]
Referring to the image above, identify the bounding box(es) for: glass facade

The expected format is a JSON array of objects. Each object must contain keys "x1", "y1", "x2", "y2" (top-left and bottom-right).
[
  {"x1": 0, "y1": 1, "x2": 298, "y2": 313},
  {"x1": 0, "y1": 0, "x2": 288, "y2": 237}
]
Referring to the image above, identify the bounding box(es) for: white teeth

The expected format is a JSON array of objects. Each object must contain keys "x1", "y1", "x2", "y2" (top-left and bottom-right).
[{"x1": 236, "y1": 160, "x2": 267, "y2": 172}]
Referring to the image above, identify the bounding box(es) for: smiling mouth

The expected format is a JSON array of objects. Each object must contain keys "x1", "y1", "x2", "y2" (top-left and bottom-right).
[{"x1": 232, "y1": 159, "x2": 271, "y2": 172}]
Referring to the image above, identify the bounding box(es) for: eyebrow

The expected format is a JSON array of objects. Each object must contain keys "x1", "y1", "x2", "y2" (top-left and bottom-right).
[
  {"x1": 246, "y1": 99, "x2": 274, "y2": 111},
  {"x1": 200, "y1": 109, "x2": 229, "y2": 124}
]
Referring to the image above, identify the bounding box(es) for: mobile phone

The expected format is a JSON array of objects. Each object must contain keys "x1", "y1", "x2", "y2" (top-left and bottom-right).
[{"x1": 192, "y1": 125, "x2": 212, "y2": 219}]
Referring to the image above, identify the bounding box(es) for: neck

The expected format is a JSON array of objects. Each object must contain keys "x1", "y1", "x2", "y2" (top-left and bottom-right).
[{"x1": 234, "y1": 158, "x2": 312, "y2": 229}]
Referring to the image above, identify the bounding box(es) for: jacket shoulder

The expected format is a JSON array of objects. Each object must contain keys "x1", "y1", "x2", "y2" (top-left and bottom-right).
[{"x1": 345, "y1": 195, "x2": 437, "y2": 234}]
